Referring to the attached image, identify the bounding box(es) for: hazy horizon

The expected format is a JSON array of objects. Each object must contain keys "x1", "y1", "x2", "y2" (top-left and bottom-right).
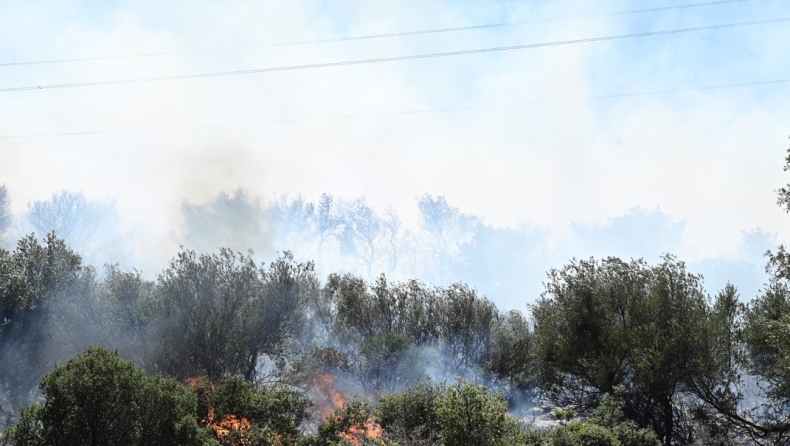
[{"x1": 2, "y1": 0, "x2": 789, "y2": 309}]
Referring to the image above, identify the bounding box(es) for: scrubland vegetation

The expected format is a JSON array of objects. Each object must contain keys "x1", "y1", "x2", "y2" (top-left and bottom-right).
[{"x1": 1, "y1": 148, "x2": 790, "y2": 445}]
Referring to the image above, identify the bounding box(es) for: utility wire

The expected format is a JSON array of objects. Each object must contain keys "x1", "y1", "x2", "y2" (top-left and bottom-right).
[
  {"x1": 0, "y1": 0, "x2": 760, "y2": 68},
  {"x1": 1, "y1": 17, "x2": 786, "y2": 93},
  {"x1": 1, "y1": 79, "x2": 785, "y2": 139}
]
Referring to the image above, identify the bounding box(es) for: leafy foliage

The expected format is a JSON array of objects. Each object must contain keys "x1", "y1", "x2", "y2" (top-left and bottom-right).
[
  {"x1": 0, "y1": 233, "x2": 86, "y2": 427},
  {"x1": 155, "y1": 249, "x2": 314, "y2": 382},
  {"x1": 434, "y1": 380, "x2": 529, "y2": 446},
  {"x1": 532, "y1": 255, "x2": 713, "y2": 445},
  {"x1": 189, "y1": 376, "x2": 312, "y2": 445},
  {"x1": 1, "y1": 347, "x2": 215, "y2": 446},
  {"x1": 376, "y1": 380, "x2": 444, "y2": 445}
]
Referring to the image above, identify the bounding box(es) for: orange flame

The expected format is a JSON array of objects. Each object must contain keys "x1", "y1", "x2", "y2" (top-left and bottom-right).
[
  {"x1": 311, "y1": 373, "x2": 347, "y2": 418},
  {"x1": 340, "y1": 418, "x2": 383, "y2": 446},
  {"x1": 185, "y1": 376, "x2": 253, "y2": 445},
  {"x1": 308, "y1": 373, "x2": 388, "y2": 444},
  {"x1": 207, "y1": 408, "x2": 252, "y2": 440},
  {"x1": 185, "y1": 376, "x2": 204, "y2": 387}
]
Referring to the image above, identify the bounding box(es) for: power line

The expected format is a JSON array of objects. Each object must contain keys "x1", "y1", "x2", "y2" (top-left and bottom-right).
[
  {"x1": 0, "y1": 0, "x2": 759, "y2": 68},
  {"x1": 1, "y1": 79, "x2": 784, "y2": 139},
  {"x1": 1, "y1": 17, "x2": 786, "y2": 93}
]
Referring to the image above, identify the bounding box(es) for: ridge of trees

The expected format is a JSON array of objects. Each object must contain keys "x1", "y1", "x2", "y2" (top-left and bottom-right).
[
  {"x1": 1, "y1": 228, "x2": 788, "y2": 444},
  {"x1": 1, "y1": 142, "x2": 790, "y2": 444}
]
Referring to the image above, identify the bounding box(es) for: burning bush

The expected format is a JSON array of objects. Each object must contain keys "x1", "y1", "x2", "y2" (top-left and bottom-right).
[
  {"x1": 299, "y1": 398, "x2": 385, "y2": 446},
  {"x1": 188, "y1": 376, "x2": 312, "y2": 446}
]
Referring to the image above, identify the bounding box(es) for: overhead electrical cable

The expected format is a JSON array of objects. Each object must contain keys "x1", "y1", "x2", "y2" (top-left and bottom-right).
[
  {"x1": 1, "y1": 79, "x2": 785, "y2": 139},
  {"x1": 0, "y1": 0, "x2": 759, "y2": 68},
  {"x1": 1, "y1": 17, "x2": 786, "y2": 93}
]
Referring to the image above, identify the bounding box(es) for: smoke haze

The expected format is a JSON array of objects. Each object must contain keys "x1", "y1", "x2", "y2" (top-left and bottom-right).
[{"x1": 1, "y1": 0, "x2": 789, "y2": 305}]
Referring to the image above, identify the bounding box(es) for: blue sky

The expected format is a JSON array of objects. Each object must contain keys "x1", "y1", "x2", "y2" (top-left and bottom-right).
[{"x1": 0, "y1": 0, "x2": 789, "y2": 307}]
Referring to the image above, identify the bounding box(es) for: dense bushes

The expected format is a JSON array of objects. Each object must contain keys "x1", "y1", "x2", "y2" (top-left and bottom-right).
[
  {"x1": 1, "y1": 231, "x2": 790, "y2": 443},
  {"x1": 0, "y1": 346, "x2": 666, "y2": 446},
  {"x1": 0, "y1": 348, "x2": 215, "y2": 446}
]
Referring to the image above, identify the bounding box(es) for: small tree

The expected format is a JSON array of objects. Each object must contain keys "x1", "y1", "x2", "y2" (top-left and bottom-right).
[
  {"x1": 155, "y1": 249, "x2": 313, "y2": 382},
  {"x1": 532, "y1": 255, "x2": 712, "y2": 445},
  {"x1": 1, "y1": 347, "x2": 215, "y2": 446},
  {"x1": 376, "y1": 380, "x2": 444, "y2": 445},
  {"x1": 434, "y1": 380, "x2": 527, "y2": 446},
  {"x1": 0, "y1": 233, "x2": 84, "y2": 427}
]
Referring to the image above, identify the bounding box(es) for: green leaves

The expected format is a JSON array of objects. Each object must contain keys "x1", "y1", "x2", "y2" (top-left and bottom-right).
[
  {"x1": 744, "y1": 279, "x2": 790, "y2": 417},
  {"x1": 533, "y1": 255, "x2": 714, "y2": 444},
  {"x1": 155, "y1": 249, "x2": 313, "y2": 382},
  {"x1": 2, "y1": 347, "x2": 214, "y2": 446},
  {"x1": 434, "y1": 380, "x2": 525, "y2": 446}
]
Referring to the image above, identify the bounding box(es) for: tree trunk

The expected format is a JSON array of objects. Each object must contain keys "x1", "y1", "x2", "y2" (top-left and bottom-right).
[{"x1": 663, "y1": 397, "x2": 673, "y2": 446}]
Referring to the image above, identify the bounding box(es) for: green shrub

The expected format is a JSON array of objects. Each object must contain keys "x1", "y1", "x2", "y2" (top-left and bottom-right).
[
  {"x1": 376, "y1": 380, "x2": 444, "y2": 445},
  {"x1": 549, "y1": 422, "x2": 619, "y2": 446},
  {"x1": 2, "y1": 347, "x2": 216, "y2": 446},
  {"x1": 434, "y1": 380, "x2": 530, "y2": 446}
]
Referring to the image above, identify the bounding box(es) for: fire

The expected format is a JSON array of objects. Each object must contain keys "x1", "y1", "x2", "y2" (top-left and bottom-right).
[
  {"x1": 206, "y1": 408, "x2": 252, "y2": 441},
  {"x1": 340, "y1": 418, "x2": 383, "y2": 446},
  {"x1": 185, "y1": 376, "x2": 204, "y2": 387},
  {"x1": 311, "y1": 373, "x2": 347, "y2": 418},
  {"x1": 308, "y1": 373, "x2": 388, "y2": 445},
  {"x1": 185, "y1": 376, "x2": 253, "y2": 445}
]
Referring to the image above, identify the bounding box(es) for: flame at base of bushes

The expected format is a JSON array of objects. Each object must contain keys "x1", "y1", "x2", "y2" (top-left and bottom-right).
[
  {"x1": 314, "y1": 397, "x2": 388, "y2": 446},
  {"x1": 206, "y1": 407, "x2": 252, "y2": 442},
  {"x1": 306, "y1": 371, "x2": 386, "y2": 444},
  {"x1": 310, "y1": 373, "x2": 347, "y2": 419},
  {"x1": 340, "y1": 418, "x2": 384, "y2": 445},
  {"x1": 186, "y1": 377, "x2": 253, "y2": 445}
]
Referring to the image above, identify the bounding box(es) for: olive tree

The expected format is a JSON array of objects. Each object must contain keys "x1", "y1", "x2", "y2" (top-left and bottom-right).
[
  {"x1": 533, "y1": 255, "x2": 712, "y2": 446},
  {"x1": 0, "y1": 233, "x2": 84, "y2": 428},
  {"x1": 155, "y1": 249, "x2": 314, "y2": 382}
]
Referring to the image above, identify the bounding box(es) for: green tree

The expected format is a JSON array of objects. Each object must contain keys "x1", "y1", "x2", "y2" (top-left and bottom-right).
[
  {"x1": 434, "y1": 380, "x2": 528, "y2": 446},
  {"x1": 684, "y1": 284, "x2": 748, "y2": 444},
  {"x1": 155, "y1": 249, "x2": 313, "y2": 382},
  {"x1": 1, "y1": 347, "x2": 215, "y2": 446},
  {"x1": 439, "y1": 284, "x2": 499, "y2": 376},
  {"x1": 743, "y1": 139, "x2": 790, "y2": 443},
  {"x1": 588, "y1": 387, "x2": 661, "y2": 446},
  {"x1": 99, "y1": 265, "x2": 160, "y2": 373},
  {"x1": 741, "y1": 279, "x2": 790, "y2": 442},
  {"x1": 768, "y1": 139, "x2": 790, "y2": 280},
  {"x1": 331, "y1": 274, "x2": 442, "y2": 348},
  {"x1": 0, "y1": 233, "x2": 84, "y2": 428},
  {"x1": 532, "y1": 255, "x2": 711, "y2": 446},
  {"x1": 361, "y1": 333, "x2": 419, "y2": 393},
  {"x1": 483, "y1": 310, "x2": 536, "y2": 390},
  {"x1": 376, "y1": 380, "x2": 444, "y2": 445},
  {"x1": 548, "y1": 423, "x2": 619, "y2": 446}
]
